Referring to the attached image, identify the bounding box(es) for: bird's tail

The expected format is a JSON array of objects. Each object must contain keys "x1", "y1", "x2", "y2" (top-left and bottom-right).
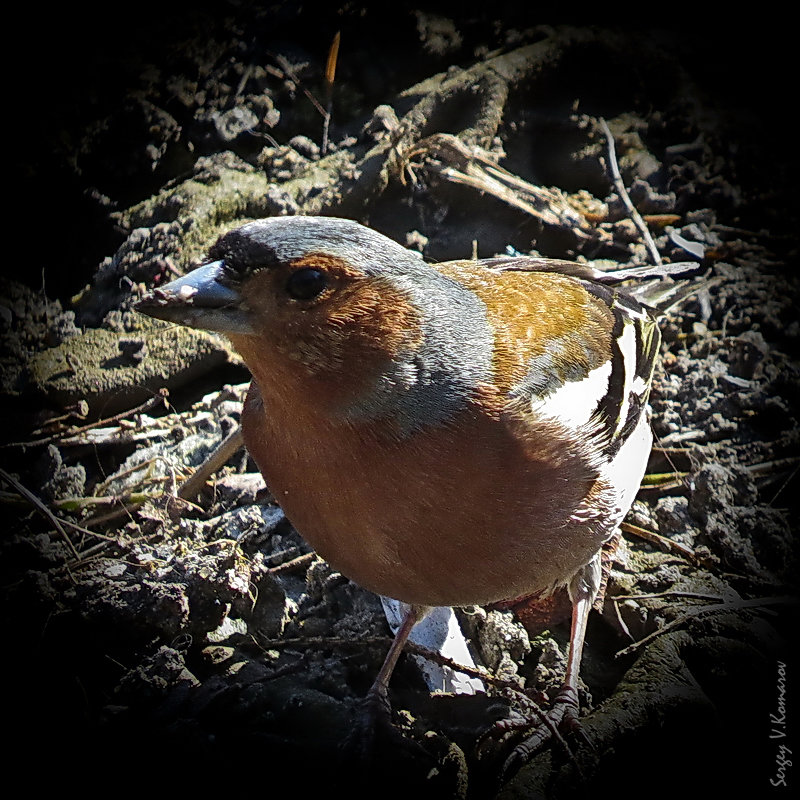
[
  {"x1": 595, "y1": 261, "x2": 720, "y2": 315},
  {"x1": 632, "y1": 273, "x2": 721, "y2": 315}
]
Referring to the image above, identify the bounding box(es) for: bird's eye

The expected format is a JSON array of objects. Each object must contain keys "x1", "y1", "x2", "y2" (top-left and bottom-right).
[{"x1": 285, "y1": 267, "x2": 328, "y2": 300}]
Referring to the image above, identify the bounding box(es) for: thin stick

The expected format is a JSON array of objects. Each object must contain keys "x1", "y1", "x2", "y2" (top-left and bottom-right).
[
  {"x1": 612, "y1": 590, "x2": 725, "y2": 602},
  {"x1": 612, "y1": 597, "x2": 634, "y2": 641},
  {"x1": 640, "y1": 470, "x2": 688, "y2": 485},
  {"x1": 57, "y1": 516, "x2": 118, "y2": 542},
  {"x1": 4, "y1": 389, "x2": 169, "y2": 449},
  {"x1": 616, "y1": 595, "x2": 799, "y2": 656},
  {"x1": 29, "y1": 403, "x2": 89, "y2": 436},
  {"x1": 81, "y1": 497, "x2": 149, "y2": 528},
  {"x1": 95, "y1": 456, "x2": 161, "y2": 494},
  {"x1": 321, "y1": 31, "x2": 340, "y2": 155},
  {"x1": 54, "y1": 492, "x2": 151, "y2": 511},
  {"x1": 273, "y1": 53, "x2": 328, "y2": 118},
  {"x1": 599, "y1": 118, "x2": 662, "y2": 266},
  {"x1": 620, "y1": 520, "x2": 698, "y2": 562},
  {"x1": 177, "y1": 427, "x2": 245, "y2": 499},
  {"x1": 0, "y1": 467, "x2": 80, "y2": 560},
  {"x1": 651, "y1": 446, "x2": 692, "y2": 455},
  {"x1": 268, "y1": 551, "x2": 317, "y2": 576},
  {"x1": 768, "y1": 460, "x2": 800, "y2": 507},
  {"x1": 745, "y1": 456, "x2": 800, "y2": 476}
]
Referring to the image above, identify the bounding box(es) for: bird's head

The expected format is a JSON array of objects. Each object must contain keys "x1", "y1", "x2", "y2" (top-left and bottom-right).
[{"x1": 136, "y1": 216, "x2": 493, "y2": 431}]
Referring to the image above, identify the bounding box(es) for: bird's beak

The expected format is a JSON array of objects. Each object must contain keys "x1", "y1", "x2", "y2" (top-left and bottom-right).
[{"x1": 135, "y1": 260, "x2": 254, "y2": 334}]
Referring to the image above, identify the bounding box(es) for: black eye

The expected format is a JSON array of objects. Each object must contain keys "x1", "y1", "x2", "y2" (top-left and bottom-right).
[{"x1": 285, "y1": 267, "x2": 328, "y2": 300}]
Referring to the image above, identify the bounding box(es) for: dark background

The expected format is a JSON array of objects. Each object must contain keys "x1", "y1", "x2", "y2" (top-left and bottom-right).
[{"x1": 10, "y1": 6, "x2": 798, "y2": 299}]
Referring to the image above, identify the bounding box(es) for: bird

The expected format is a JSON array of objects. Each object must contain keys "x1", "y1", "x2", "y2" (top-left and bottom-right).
[{"x1": 136, "y1": 215, "x2": 701, "y2": 761}]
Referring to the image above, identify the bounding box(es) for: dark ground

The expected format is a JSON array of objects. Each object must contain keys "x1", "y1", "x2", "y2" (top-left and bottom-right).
[{"x1": 3, "y1": 7, "x2": 798, "y2": 798}]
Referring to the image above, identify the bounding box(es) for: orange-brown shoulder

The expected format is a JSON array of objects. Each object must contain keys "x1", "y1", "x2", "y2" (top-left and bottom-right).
[{"x1": 435, "y1": 261, "x2": 615, "y2": 393}]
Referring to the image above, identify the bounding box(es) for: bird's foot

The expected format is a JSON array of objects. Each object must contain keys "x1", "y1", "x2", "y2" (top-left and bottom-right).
[
  {"x1": 342, "y1": 683, "x2": 427, "y2": 769},
  {"x1": 341, "y1": 684, "x2": 394, "y2": 762},
  {"x1": 340, "y1": 684, "x2": 435, "y2": 794},
  {"x1": 497, "y1": 684, "x2": 591, "y2": 779}
]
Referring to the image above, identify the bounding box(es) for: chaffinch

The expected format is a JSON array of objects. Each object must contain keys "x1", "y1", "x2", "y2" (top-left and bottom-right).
[{"x1": 136, "y1": 216, "x2": 697, "y2": 755}]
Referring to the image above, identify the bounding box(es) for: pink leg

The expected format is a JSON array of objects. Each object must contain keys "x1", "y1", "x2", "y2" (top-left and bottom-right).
[
  {"x1": 367, "y1": 604, "x2": 425, "y2": 707},
  {"x1": 501, "y1": 558, "x2": 600, "y2": 775},
  {"x1": 343, "y1": 604, "x2": 426, "y2": 762}
]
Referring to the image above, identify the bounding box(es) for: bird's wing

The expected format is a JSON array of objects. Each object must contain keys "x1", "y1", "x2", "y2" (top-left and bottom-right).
[
  {"x1": 435, "y1": 259, "x2": 661, "y2": 457},
  {"x1": 477, "y1": 255, "x2": 702, "y2": 284}
]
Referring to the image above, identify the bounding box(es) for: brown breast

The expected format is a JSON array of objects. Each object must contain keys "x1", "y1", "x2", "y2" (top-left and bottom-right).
[{"x1": 240, "y1": 379, "x2": 613, "y2": 607}]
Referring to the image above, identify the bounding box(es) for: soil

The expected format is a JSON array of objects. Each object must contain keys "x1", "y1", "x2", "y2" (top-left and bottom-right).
[{"x1": 3, "y1": 9, "x2": 798, "y2": 799}]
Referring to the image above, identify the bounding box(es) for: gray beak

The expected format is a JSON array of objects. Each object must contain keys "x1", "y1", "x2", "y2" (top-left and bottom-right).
[{"x1": 135, "y1": 260, "x2": 253, "y2": 334}]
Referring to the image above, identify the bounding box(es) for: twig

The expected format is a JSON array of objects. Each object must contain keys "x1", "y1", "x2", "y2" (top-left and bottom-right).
[
  {"x1": 638, "y1": 469, "x2": 688, "y2": 492},
  {"x1": 745, "y1": 456, "x2": 800, "y2": 476},
  {"x1": 612, "y1": 597, "x2": 634, "y2": 641},
  {"x1": 256, "y1": 634, "x2": 395, "y2": 651},
  {"x1": 272, "y1": 53, "x2": 327, "y2": 118},
  {"x1": 157, "y1": 456, "x2": 179, "y2": 497},
  {"x1": 95, "y1": 456, "x2": 161, "y2": 495},
  {"x1": 268, "y1": 551, "x2": 317, "y2": 575},
  {"x1": 321, "y1": 31, "x2": 340, "y2": 155},
  {"x1": 616, "y1": 595, "x2": 799, "y2": 656},
  {"x1": 57, "y1": 516, "x2": 118, "y2": 543},
  {"x1": 65, "y1": 530, "x2": 163, "y2": 568},
  {"x1": 406, "y1": 134, "x2": 592, "y2": 237},
  {"x1": 612, "y1": 590, "x2": 725, "y2": 602},
  {"x1": 80, "y1": 497, "x2": 150, "y2": 528},
  {"x1": 654, "y1": 429, "x2": 705, "y2": 446},
  {"x1": 598, "y1": 117, "x2": 662, "y2": 266},
  {"x1": 54, "y1": 492, "x2": 151, "y2": 511},
  {"x1": 3, "y1": 389, "x2": 169, "y2": 449},
  {"x1": 68, "y1": 544, "x2": 113, "y2": 566},
  {"x1": 177, "y1": 427, "x2": 245, "y2": 499},
  {"x1": 768, "y1": 460, "x2": 799, "y2": 507},
  {"x1": 620, "y1": 520, "x2": 698, "y2": 562},
  {"x1": 651, "y1": 446, "x2": 693, "y2": 455},
  {"x1": 640, "y1": 470, "x2": 688, "y2": 486},
  {"x1": 29, "y1": 402, "x2": 89, "y2": 436},
  {"x1": 0, "y1": 467, "x2": 81, "y2": 562},
  {"x1": 637, "y1": 480, "x2": 686, "y2": 492}
]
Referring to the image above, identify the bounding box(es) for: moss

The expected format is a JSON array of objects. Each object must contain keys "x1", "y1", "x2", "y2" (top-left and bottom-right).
[{"x1": 29, "y1": 318, "x2": 238, "y2": 413}]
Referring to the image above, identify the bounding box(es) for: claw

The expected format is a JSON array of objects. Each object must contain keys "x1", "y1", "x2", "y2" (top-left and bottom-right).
[
  {"x1": 340, "y1": 604, "x2": 424, "y2": 765},
  {"x1": 341, "y1": 686, "x2": 394, "y2": 765},
  {"x1": 499, "y1": 684, "x2": 589, "y2": 779}
]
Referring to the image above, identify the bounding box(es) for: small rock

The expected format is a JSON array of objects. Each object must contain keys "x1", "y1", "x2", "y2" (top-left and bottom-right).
[
  {"x1": 202, "y1": 645, "x2": 235, "y2": 665},
  {"x1": 207, "y1": 615, "x2": 248, "y2": 643},
  {"x1": 287, "y1": 135, "x2": 320, "y2": 159},
  {"x1": 36, "y1": 444, "x2": 86, "y2": 503}
]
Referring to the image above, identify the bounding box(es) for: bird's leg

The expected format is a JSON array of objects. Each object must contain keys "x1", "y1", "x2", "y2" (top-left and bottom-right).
[
  {"x1": 364, "y1": 603, "x2": 425, "y2": 715},
  {"x1": 501, "y1": 556, "x2": 601, "y2": 774},
  {"x1": 343, "y1": 602, "x2": 427, "y2": 767},
  {"x1": 549, "y1": 580, "x2": 593, "y2": 733}
]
